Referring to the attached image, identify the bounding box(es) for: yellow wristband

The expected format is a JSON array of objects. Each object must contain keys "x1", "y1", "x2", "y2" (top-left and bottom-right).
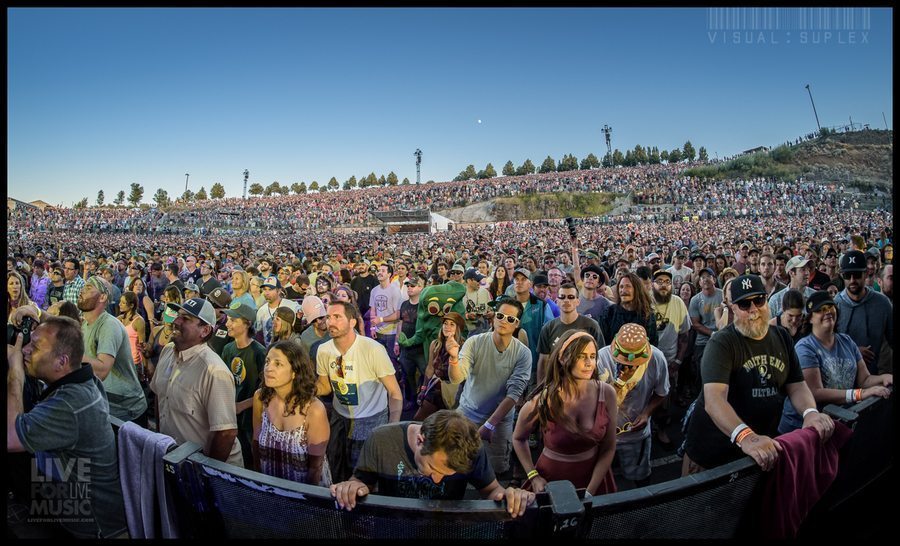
[{"x1": 526, "y1": 469, "x2": 539, "y2": 481}]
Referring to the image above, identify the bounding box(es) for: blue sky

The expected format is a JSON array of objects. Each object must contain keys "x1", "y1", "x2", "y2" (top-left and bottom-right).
[{"x1": 8, "y1": 7, "x2": 893, "y2": 206}]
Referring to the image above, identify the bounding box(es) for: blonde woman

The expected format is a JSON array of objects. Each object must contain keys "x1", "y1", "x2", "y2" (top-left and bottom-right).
[
  {"x1": 7, "y1": 271, "x2": 36, "y2": 322},
  {"x1": 231, "y1": 269, "x2": 257, "y2": 310}
]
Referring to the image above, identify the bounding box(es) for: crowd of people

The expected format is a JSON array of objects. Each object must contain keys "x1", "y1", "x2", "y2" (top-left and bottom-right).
[{"x1": 5, "y1": 159, "x2": 894, "y2": 538}]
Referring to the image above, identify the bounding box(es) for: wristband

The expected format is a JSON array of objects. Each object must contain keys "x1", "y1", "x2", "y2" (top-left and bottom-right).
[
  {"x1": 802, "y1": 408, "x2": 819, "y2": 418},
  {"x1": 483, "y1": 421, "x2": 496, "y2": 431},
  {"x1": 730, "y1": 423, "x2": 749, "y2": 445},
  {"x1": 855, "y1": 388, "x2": 862, "y2": 402},
  {"x1": 526, "y1": 469, "x2": 539, "y2": 481},
  {"x1": 735, "y1": 427, "x2": 754, "y2": 447},
  {"x1": 846, "y1": 389, "x2": 854, "y2": 403},
  {"x1": 449, "y1": 355, "x2": 460, "y2": 366}
]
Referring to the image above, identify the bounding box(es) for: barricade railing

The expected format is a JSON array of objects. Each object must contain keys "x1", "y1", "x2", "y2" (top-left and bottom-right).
[{"x1": 150, "y1": 395, "x2": 891, "y2": 539}]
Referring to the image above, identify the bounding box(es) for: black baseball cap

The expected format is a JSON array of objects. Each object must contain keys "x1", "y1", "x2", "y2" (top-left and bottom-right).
[
  {"x1": 839, "y1": 250, "x2": 867, "y2": 273},
  {"x1": 730, "y1": 274, "x2": 767, "y2": 303}
]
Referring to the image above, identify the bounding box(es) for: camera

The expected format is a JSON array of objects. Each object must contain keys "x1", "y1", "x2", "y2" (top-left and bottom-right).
[
  {"x1": 8, "y1": 316, "x2": 36, "y2": 347},
  {"x1": 564, "y1": 217, "x2": 577, "y2": 239}
]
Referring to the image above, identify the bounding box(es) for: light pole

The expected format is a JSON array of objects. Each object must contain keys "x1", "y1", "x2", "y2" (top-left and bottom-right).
[
  {"x1": 243, "y1": 169, "x2": 250, "y2": 199},
  {"x1": 414, "y1": 149, "x2": 422, "y2": 184},
  {"x1": 805, "y1": 84, "x2": 821, "y2": 132},
  {"x1": 185, "y1": 173, "x2": 190, "y2": 193}
]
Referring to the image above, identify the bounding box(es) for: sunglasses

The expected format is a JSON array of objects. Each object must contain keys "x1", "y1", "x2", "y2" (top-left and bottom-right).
[
  {"x1": 653, "y1": 279, "x2": 672, "y2": 286},
  {"x1": 584, "y1": 273, "x2": 600, "y2": 280},
  {"x1": 334, "y1": 355, "x2": 345, "y2": 378},
  {"x1": 558, "y1": 294, "x2": 578, "y2": 300},
  {"x1": 735, "y1": 295, "x2": 767, "y2": 311},
  {"x1": 494, "y1": 312, "x2": 520, "y2": 324},
  {"x1": 616, "y1": 422, "x2": 634, "y2": 435},
  {"x1": 841, "y1": 271, "x2": 864, "y2": 280},
  {"x1": 52, "y1": 270, "x2": 62, "y2": 275},
  {"x1": 815, "y1": 304, "x2": 836, "y2": 314}
]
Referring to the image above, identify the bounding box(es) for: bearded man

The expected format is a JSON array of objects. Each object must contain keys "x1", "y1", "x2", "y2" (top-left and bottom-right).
[{"x1": 681, "y1": 275, "x2": 834, "y2": 475}]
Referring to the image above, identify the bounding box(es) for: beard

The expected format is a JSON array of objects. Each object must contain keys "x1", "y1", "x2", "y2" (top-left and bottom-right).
[
  {"x1": 653, "y1": 288, "x2": 671, "y2": 304},
  {"x1": 733, "y1": 306, "x2": 771, "y2": 339},
  {"x1": 77, "y1": 293, "x2": 100, "y2": 312}
]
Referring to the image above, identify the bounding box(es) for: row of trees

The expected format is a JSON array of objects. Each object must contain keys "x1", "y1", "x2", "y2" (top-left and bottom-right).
[
  {"x1": 244, "y1": 171, "x2": 413, "y2": 197},
  {"x1": 73, "y1": 140, "x2": 707, "y2": 207},
  {"x1": 452, "y1": 141, "x2": 707, "y2": 181},
  {"x1": 76, "y1": 171, "x2": 421, "y2": 208}
]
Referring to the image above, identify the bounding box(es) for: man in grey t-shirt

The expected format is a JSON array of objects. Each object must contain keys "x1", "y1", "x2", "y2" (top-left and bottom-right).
[
  {"x1": 78, "y1": 276, "x2": 148, "y2": 424},
  {"x1": 686, "y1": 268, "x2": 723, "y2": 401}
]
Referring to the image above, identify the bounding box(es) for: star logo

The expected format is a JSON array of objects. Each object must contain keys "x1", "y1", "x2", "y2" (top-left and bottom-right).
[{"x1": 742, "y1": 279, "x2": 752, "y2": 290}]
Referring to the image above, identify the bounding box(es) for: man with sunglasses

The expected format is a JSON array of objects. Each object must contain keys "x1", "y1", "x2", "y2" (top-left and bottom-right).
[
  {"x1": 577, "y1": 264, "x2": 612, "y2": 322},
  {"x1": 682, "y1": 275, "x2": 834, "y2": 475},
  {"x1": 449, "y1": 299, "x2": 532, "y2": 476},
  {"x1": 47, "y1": 262, "x2": 67, "y2": 307},
  {"x1": 834, "y1": 250, "x2": 893, "y2": 375},
  {"x1": 768, "y1": 256, "x2": 816, "y2": 318},
  {"x1": 597, "y1": 323, "x2": 669, "y2": 487},
  {"x1": 299, "y1": 295, "x2": 330, "y2": 362},
  {"x1": 536, "y1": 283, "x2": 604, "y2": 381}
]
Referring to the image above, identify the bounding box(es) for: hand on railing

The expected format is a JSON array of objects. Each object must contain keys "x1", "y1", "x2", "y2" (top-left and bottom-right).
[{"x1": 330, "y1": 478, "x2": 370, "y2": 511}]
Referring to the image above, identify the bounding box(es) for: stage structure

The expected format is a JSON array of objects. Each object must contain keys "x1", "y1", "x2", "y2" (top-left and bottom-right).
[{"x1": 370, "y1": 208, "x2": 451, "y2": 234}]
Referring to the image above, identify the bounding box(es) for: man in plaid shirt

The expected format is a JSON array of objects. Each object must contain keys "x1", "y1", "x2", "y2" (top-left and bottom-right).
[{"x1": 62, "y1": 257, "x2": 86, "y2": 306}]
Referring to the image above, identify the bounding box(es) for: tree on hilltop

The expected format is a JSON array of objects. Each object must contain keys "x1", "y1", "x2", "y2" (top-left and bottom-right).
[
  {"x1": 128, "y1": 183, "x2": 144, "y2": 207},
  {"x1": 210, "y1": 183, "x2": 225, "y2": 199}
]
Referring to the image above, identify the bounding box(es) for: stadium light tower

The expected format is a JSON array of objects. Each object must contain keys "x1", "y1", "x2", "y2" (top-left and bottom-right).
[
  {"x1": 805, "y1": 84, "x2": 822, "y2": 132},
  {"x1": 185, "y1": 173, "x2": 190, "y2": 193},
  {"x1": 602, "y1": 125, "x2": 612, "y2": 167},
  {"x1": 243, "y1": 169, "x2": 250, "y2": 199},
  {"x1": 414, "y1": 149, "x2": 422, "y2": 184}
]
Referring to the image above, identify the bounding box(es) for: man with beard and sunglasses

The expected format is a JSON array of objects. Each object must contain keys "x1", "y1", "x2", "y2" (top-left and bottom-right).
[
  {"x1": 834, "y1": 250, "x2": 893, "y2": 375},
  {"x1": 681, "y1": 275, "x2": 834, "y2": 475}
]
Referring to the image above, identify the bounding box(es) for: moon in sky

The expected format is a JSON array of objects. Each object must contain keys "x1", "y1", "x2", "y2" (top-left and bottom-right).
[{"x1": 477, "y1": 119, "x2": 482, "y2": 124}]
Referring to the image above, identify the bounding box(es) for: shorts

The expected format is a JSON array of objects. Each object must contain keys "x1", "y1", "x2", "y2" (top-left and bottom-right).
[{"x1": 616, "y1": 435, "x2": 652, "y2": 481}]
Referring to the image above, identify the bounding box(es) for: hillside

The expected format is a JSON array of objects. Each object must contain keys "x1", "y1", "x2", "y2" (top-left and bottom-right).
[
  {"x1": 438, "y1": 192, "x2": 623, "y2": 223},
  {"x1": 789, "y1": 129, "x2": 893, "y2": 190},
  {"x1": 684, "y1": 129, "x2": 893, "y2": 190}
]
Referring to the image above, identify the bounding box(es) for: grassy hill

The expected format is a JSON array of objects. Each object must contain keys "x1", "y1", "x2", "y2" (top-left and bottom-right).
[{"x1": 684, "y1": 129, "x2": 893, "y2": 190}]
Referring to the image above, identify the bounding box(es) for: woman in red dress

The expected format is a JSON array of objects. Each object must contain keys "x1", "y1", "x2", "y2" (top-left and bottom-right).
[{"x1": 512, "y1": 329, "x2": 617, "y2": 496}]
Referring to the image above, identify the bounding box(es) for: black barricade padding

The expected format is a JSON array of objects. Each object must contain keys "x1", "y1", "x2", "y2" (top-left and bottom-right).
[
  {"x1": 543, "y1": 480, "x2": 586, "y2": 537},
  {"x1": 150, "y1": 396, "x2": 892, "y2": 539},
  {"x1": 162, "y1": 442, "x2": 206, "y2": 538},
  {"x1": 585, "y1": 457, "x2": 762, "y2": 539},
  {"x1": 188, "y1": 452, "x2": 517, "y2": 539}
]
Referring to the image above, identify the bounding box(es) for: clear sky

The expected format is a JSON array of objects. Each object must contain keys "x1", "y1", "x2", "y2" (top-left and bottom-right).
[{"x1": 8, "y1": 7, "x2": 893, "y2": 206}]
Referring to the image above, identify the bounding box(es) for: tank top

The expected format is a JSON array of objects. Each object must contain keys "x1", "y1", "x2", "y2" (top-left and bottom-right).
[
  {"x1": 123, "y1": 315, "x2": 143, "y2": 365},
  {"x1": 258, "y1": 404, "x2": 332, "y2": 486},
  {"x1": 542, "y1": 388, "x2": 611, "y2": 455}
]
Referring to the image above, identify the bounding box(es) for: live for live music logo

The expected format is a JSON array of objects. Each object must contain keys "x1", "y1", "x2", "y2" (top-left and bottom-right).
[
  {"x1": 707, "y1": 8, "x2": 872, "y2": 46},
  {"x1": 27, "y1": 457, "x2": 94, "y2": 523}
]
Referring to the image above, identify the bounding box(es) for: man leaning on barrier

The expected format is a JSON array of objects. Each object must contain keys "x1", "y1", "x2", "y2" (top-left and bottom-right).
[
  {"x1": 681, "y1": 275, "x2": 835, "y2": 475},
  {"x1": 7, "y1": 314, "x2": 128, "y2": 538},
  {"x1": 330, "y1": 410, "x2": 535, "y2": 517}
]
